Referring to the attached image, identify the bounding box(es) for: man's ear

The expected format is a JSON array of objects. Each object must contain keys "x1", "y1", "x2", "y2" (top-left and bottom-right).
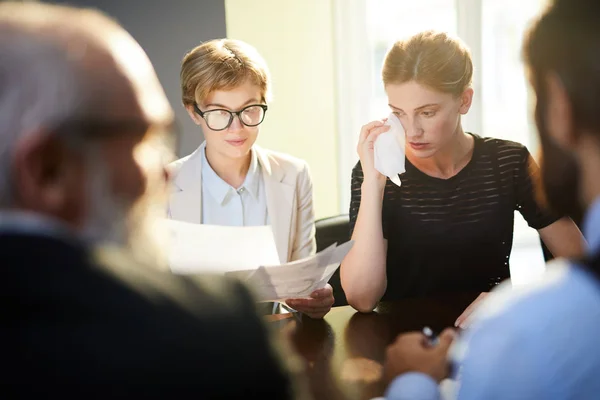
[
  {"x1": 545, "y1": 72, "x2": 575, "y2": 149},
  {"x1": 12, "y1": 132, "x2": 86, "y2": 224},
  {"x1": 458, "y1": 88, "x2": 474, "y2": 115}
]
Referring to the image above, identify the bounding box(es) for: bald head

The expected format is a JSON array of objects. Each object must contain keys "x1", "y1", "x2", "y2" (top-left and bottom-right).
[{"x1": 0, "y1": 2, "x2": 174, "y2": 251}]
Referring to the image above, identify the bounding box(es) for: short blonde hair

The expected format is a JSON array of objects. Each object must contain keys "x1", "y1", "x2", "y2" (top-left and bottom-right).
[
  {"x1": 180, "y1": 39, "x2": 271, "y2": 106},
  {"x1": 382, "y1": 30, "x2": 473, "y2": 97}
]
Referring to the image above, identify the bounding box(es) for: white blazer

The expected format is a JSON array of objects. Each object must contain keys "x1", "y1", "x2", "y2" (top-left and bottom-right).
[{"x1": 167, "y1": 142, "x2": 316, "y2": 264}]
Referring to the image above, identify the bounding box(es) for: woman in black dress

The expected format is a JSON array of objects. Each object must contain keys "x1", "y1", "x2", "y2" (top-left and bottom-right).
[{"x1": 341, "y1": 30, "x2": 585, "y2": 325}]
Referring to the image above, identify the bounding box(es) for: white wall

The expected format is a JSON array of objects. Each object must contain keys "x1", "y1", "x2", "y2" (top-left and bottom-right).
[
  {"x1": 48, "y1": 0, "x2": 228, "y2": 157},
  {"x1": 225, "y1": 0, "x2": 340, "y2": 219}
]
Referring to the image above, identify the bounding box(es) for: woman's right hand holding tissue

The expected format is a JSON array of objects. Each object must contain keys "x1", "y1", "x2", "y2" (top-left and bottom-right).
[{"x1": 357, "y1": 120, "x2": 390, "y2": 190}]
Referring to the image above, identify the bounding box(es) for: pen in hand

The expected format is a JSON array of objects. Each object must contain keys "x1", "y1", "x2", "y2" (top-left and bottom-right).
[{"x1": 422, "y1": 326, "x2": 439, "y2": 346}]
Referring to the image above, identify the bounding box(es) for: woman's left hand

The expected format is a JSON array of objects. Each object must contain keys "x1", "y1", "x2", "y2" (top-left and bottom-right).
[
  {"x1": 454, "y1": 292, "x2": 489, "y2": 329},
  {"x1": 286, "y1": 284, "x2": 334, "y2": 319}
]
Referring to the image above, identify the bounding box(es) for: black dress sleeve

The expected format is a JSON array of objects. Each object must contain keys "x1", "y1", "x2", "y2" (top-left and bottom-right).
[
  {"x1": 348, "y1": 162, "x2": 363, "y2": 237},
  {"x1": 514, "y1": 146, "x2": 561, "y2": 229}
]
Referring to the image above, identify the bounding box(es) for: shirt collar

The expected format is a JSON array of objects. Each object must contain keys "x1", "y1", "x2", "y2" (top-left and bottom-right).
[
  {"x1": 201, "y1": 147, "x2": 261, "y2": 205},
  {"x1": 583, "y1": 197, "x2": 600, "y2": 254}
]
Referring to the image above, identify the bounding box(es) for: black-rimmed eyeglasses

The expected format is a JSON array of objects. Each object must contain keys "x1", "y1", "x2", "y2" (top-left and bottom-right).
[{"x1": 193, "y1": 103, "x2": 268, "y2": 131}]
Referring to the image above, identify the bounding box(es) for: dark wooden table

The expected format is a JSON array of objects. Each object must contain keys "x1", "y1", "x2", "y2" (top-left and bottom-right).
[{"x1": 268, "y1": 292, "x2": 479, "y2": 400}]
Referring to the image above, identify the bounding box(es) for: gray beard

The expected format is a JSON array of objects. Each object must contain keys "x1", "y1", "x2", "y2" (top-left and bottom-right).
[
  {"x1": 81, "y1": 152, "x2": 168, "y2": 270},
  {"x1": 81, "y1": 155, "x2": 128, "y2": 246}
]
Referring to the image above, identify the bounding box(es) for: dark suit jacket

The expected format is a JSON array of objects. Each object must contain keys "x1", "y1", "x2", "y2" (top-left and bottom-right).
[{"x1": 1, "y1": 232, "x2": 306, "y2": 398}]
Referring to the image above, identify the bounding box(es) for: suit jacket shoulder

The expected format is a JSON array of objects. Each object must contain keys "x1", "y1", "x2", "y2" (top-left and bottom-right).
[
  {"x1": 167, "y1": 145, "x2": 202, "y2": 187},
  {"x1": 257, "y1": 146, "x2": 310, "y2": 176}
]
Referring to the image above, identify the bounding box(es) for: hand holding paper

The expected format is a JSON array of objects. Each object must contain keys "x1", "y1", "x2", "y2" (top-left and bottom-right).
[
  {"x1": 286, "y1": 284, "x2": 334, "y2": 319},
  {"x1": 374, "y1": 113, "x2": 406, "y2": 186},
  {"x1": 234, "y1": 241, "x2": 354, "y2": 302},
  {"x1": 164, "y1": 219, "x2": 353, "y2": 303}
]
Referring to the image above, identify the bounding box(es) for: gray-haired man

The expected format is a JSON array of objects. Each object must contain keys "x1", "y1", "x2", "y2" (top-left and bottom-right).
[{"x1": 0, "y1": 2, "x2": 307, "y2": 398}]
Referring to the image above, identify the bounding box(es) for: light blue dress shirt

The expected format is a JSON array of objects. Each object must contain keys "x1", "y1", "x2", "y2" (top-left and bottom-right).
[
  {"x1": 387, "y1": 198, "x2": 600, "y2": 400},
  {"x1": 201, "y1": 149, "x2": 282, "y2": 314},
  {"x1": 201, "y1": 148, "x2": 269, "y2": 227}
]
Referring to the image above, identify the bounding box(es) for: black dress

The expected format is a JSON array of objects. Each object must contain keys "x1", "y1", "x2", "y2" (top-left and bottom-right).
[{"x1": 349, "y1": 134, "x2": 560, "y2": 300}]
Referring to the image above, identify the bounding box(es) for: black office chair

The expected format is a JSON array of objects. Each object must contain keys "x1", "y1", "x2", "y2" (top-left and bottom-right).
[
  {"x1": 540, "y1": 238, "x2": 554, "y2": 262},
  {"x1": 315, "y1": 214, "x2": 350, "y2": 306}
]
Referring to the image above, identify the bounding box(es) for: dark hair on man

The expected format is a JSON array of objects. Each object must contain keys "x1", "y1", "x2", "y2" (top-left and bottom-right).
[{"x1": 524, "y1": 0, "x2": 600, "y2": 138}]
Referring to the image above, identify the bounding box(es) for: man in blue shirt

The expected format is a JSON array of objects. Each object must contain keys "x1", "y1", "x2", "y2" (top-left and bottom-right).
[{"x1": 384, "y1": 0, "x2": 600, "y2": 398}]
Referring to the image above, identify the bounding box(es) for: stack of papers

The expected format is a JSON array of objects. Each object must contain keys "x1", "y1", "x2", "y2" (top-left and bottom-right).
[{"x1": 163, "y1": 219, "x2": 353, "y2": 302}]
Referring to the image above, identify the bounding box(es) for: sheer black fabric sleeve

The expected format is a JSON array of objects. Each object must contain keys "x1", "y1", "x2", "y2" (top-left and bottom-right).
[
  {"x1": 349, "y1": 162, "x2": 363, "y2": 237},
  {"x1": 514, "y1": 145, "x2": 561, "y2": 229}
]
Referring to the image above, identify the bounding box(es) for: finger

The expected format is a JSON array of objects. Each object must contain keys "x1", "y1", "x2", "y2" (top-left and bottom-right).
[
  {"x1": 284, "y1": 299, "x2": 303, "y2": 309},
  {"x1": 455, "y1": 292, "x2": 487, "y2": 327},
  {"x1": 454, "y1": 310, "x2": 468, "y2": 328},
  {"x1": 366, "y1": 127, "x2": 391, "y2": 148},
  {"x1": 300, "y1": 305, "x2": 332, "y2": 313},
  {"x1": 286, "y1": 297, "x2": 322, "y2": 307},
  {"x1": 455, "y1": 299, "x2": 478, "y2": 327},
  {"x1": 288, "y1": 297, "x2": 332, "y2": 309},
  {"x1": 456, "y1": 309, "x2": 473, "y2": 328},
  {"x1": 309, "y1": 294, "x2": 334, "y2": 307},
  {"x1": 308, "y1": 297, "x2": 335, "y2": 308},
  {"x1": 365, "y1": 125, "x2": 391, "y2": 142},
  {"x1": 300, "y1": 290, "x2": 333, "y2": 303},
  {"x1": 359, "y1": 120, "x2": 386, "y2": 142},
  {"x1": 286, "y1": 298, "x2": 311, "y2": 306},
  {"x1": 310, "y1": 284, "x2": 333, "y2": 298},
  {"x1": 436, "y1": 328, "x2": 457, "y2": 353}
]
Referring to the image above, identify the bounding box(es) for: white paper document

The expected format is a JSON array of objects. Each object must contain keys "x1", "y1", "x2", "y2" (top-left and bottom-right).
[
  {"x1": 164, "y1": 219, "x2": 280, "y2": 274},
  {"x1": 163, "y1": 219, "x2": 353, "y2": 302},
  {"x1": 229, "y1": 241, "x2": 353, "y2": 302}
]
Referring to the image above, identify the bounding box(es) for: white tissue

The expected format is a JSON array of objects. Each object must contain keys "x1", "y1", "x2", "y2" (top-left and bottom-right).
[{"x1": 374, "y1": 113, "x2": 406, "y2": 186}]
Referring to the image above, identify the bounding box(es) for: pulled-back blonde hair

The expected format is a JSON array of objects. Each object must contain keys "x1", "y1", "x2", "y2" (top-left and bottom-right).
[
  {"x1": 180, "y1": 39, "x2": 271, "y2": 106},
  {"x1": 382, "y1": 30, "x2": 473, "y2": 97}
]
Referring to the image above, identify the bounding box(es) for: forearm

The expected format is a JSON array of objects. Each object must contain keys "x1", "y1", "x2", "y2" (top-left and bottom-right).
[{"x1": 341, "y1": 181, "x2": 387, "y2": 312}]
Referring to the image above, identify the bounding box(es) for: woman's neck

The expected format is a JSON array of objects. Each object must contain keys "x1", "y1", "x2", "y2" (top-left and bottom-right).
[
  {"x1": 409, "y1": 126, "x2": 474, "y2": 179},
  {"x1": 205, "y1": 146, "x2": 252, "y2": 189}
]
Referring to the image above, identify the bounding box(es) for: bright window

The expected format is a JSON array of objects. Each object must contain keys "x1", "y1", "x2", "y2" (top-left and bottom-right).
[
  {"x1": 481, "y1": 0, "x2": 544, "y2": 151},
  {"x1": 365, "y1": 0, "x2": 457, "y2": 121}
]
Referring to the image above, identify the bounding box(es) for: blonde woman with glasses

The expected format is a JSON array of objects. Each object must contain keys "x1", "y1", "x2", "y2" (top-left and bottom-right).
[{"x1": 167, "y1": 39, "x2": 333, "y2": 319}]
